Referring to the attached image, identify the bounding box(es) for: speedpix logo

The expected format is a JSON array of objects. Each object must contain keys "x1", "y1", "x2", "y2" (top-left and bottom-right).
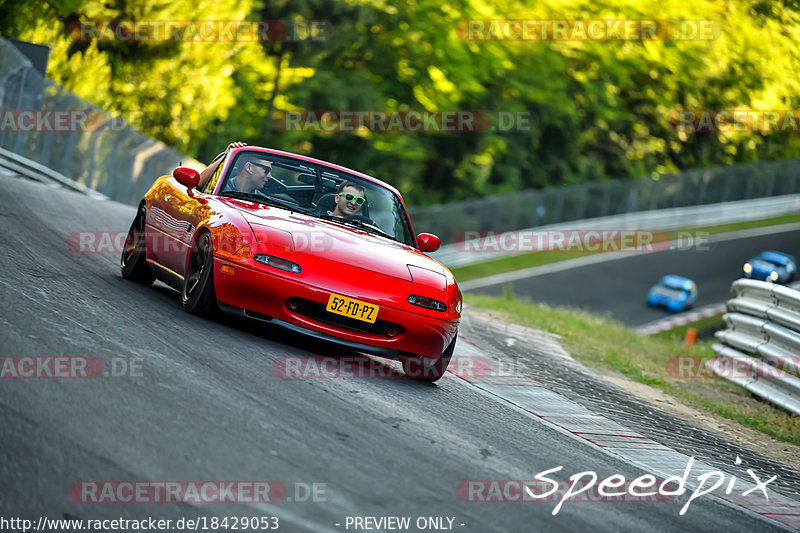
[{"x1": 457, "y1": 456, "x2": 777, "y2": 516}]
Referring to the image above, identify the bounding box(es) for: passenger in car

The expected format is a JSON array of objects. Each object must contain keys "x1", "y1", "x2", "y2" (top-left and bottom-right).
[{"x1": 330, "y1": 181, "x2": 367, "y2": 218}]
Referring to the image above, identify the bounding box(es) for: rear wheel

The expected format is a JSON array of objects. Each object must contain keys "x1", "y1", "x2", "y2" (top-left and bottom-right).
[
  {"x1": 182, "y1": 232, "x2": 218, "y2": 316},
  {"x1": 402, "y1": 337, "x2": 457, "y2": 382},
  {"x1": 120, "y1": 205, "x2": 155, "y2": 285}
]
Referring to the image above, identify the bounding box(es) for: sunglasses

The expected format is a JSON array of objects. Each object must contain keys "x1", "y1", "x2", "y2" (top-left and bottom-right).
[
  {"x1": 250, "y1": 162, "x2": 272, "y2": 172},
  {"x1": 338, "y1": 192, "x2": 366, "y2": 205}
]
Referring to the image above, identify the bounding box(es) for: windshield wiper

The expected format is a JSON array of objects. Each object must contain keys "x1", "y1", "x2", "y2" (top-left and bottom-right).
[
  {"x1": 318, "y1": 213, "x2": 398, "y2": 242},
  {"x1": 219, "y1": 191, "x2": 312, "y2": 214}
]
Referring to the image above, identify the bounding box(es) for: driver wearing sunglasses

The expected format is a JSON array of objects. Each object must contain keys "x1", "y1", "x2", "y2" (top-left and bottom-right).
[
  {"x1": 223, "y1": 155, "x2": 274, "y2": 194},
  {"x1": 330, "y1": 181, "x2": 367, "y2": 218},
  {"x1": 194, "y1": 142, "x2": 276, "y2": 195}
]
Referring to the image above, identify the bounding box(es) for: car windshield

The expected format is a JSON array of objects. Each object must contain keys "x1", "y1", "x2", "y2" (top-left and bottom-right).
[
  {"x1": 757, "y1": 252, "x2": 790, "y2": 267},
  {"x1": 219, "y1": 151, "x2": 416, "y2": 246},
  {"x1": 660, "y1": 277, "x2": 693, "y2": 291},
  {"x1": 653, "y1": 285, "x2": 687, "y2": 299}
]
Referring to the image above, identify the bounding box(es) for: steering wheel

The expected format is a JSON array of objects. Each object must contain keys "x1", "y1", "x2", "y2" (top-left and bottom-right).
[{"x1": 348, "y1": 215, "x2": 374, "y2": 224}]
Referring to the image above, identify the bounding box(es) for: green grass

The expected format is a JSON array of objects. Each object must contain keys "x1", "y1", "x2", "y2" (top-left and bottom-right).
[
  {"x1": 452, "y1": 250, "x2": 593, "y2": 282},
  {"x1": 465, "y1": 293, "x2": 800, "y2": 445},
  {"x1": 452, "y1": 213, "x2": 800, "y2": 282},
  {"x1": 690, "y1": 213, "x2": 800, "y2": 235}
]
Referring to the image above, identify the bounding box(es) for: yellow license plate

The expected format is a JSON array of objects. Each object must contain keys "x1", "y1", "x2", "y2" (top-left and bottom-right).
[{"x1": 326, "y1": 294, "x2": 379, "y2": 323}]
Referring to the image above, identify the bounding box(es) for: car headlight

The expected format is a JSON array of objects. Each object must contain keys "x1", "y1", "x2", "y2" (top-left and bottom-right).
[
  {"x1": 254, "y1": 254, "x2": 301, "y2": 273},
  {"x1": 769, "y1": 271, "x2": 779, "y2": 281},
  {"x1": 408, "y1": 294, "x2": 447, "y2": 312},
  {"x1": 743, "y1": 263, "x2": 752, "y2": 274}
]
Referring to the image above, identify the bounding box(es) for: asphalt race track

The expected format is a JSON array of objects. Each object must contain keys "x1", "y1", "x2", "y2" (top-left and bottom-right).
[
  {"x1": 1, "y1": 174, "x2": 798, "y2": 532},
  {"x1": 466, "y1": 228, "x2": 800, "y2": 327}
]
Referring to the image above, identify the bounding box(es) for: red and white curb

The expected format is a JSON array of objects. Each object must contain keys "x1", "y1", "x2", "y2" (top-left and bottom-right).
[{"x1": 635, "y1": 303, "x2": 727, "y2": 336}]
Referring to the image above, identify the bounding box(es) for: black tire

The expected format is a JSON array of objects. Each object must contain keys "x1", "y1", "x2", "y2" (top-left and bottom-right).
[
  {"x1": 120, "y1": 205, "x2": 156, "y2": 285},
  {"x1": 182, "y1": 231, "x2": 218, "y2": 316},
  {"x1": 402, "y1": 337, "x2": 457, "y2": 382}
]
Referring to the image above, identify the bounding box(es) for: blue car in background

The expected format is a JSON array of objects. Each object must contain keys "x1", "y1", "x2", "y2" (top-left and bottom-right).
[
  {"x1": 743, "y1": 250, "x2": 796, "y2": 283},
  {"x1": 647, "y1": 275, "x2": 698, "y2": 313}
]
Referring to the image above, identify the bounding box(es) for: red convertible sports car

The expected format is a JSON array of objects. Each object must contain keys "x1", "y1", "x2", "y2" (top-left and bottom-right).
[{"x1": 120, "y1": 146, "x2": 461, "y2": 381}]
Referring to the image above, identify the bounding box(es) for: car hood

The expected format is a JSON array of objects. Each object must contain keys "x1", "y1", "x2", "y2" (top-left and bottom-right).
[{"x1": 229, "y1": 202, "x2": 447, "y2": 284}]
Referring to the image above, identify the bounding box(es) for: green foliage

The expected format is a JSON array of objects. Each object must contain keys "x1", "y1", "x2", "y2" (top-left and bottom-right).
[{"x1": 5, "y1": 0, "x2": 800, "y2": 205}]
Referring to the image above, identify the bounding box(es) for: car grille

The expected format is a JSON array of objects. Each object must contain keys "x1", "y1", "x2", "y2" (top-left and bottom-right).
[{"x1": 289, "y1": 298, "x2": 403, "y2": 336}]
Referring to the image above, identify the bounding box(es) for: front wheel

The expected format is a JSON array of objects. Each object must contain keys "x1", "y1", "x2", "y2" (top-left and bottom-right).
[
  {"x1": 402, "y1": 337, "x2": 457, "y2": 382},
  {"x1": 182, "y1": 232, "x2": 218, "y2": 316},
  {"x1": 120, "y1": 205, "x2": 155, "y2": 285}
]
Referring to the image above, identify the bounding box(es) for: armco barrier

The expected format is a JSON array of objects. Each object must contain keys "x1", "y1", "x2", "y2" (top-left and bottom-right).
[
  {"x1": 0, "y1": 145, "x2": 107, "y2": 199},
  {"x1": 709, "y1": 279, "x2": 800, "y2": 415},
  {"x1": 430, "y1": 195, "x2": 800, "y2": 268},
  {"x1": 411, "y1": 160, "x2": 800, "y2": 249},
  {"x1": 0, "y1": 38, "x2": 200, "y2": 205}
]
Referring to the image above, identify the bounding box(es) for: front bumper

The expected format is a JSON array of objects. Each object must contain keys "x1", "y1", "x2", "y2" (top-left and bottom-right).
[
  {"x1": 213, "y1": 258, "x2": 459, "y2": 358},
  {"x1": 649, "y1": 297, "x2": 685, "y2": 311},
  {"x1": 745, "y1": 271, "x2": 782, "y2": 283}
]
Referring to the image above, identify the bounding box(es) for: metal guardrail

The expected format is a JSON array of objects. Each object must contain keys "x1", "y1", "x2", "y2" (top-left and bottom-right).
[
  {"x1": 710, "y1": 279, "x2": 800, "y2": 415},
  {"x1": 431, "y1": 194, "x2": 800, "y2": 268},
  {"x1": 410, "y1": 158, "x2": 800, "y2": 247},
  {"x1": 0, "y1": 37, "x2": 200, "y2": 206},
  {"x1": 0, "y1": 145, "x2": 107, "y2": 199}
]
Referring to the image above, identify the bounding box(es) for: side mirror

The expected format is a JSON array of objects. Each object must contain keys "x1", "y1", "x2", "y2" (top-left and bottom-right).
[
  {"x1": 173, "y1": 166, "x2": 200, "y2": 189},
  {"x1": 417, "y1": 233, "x2": 441, "y2": 253}
]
